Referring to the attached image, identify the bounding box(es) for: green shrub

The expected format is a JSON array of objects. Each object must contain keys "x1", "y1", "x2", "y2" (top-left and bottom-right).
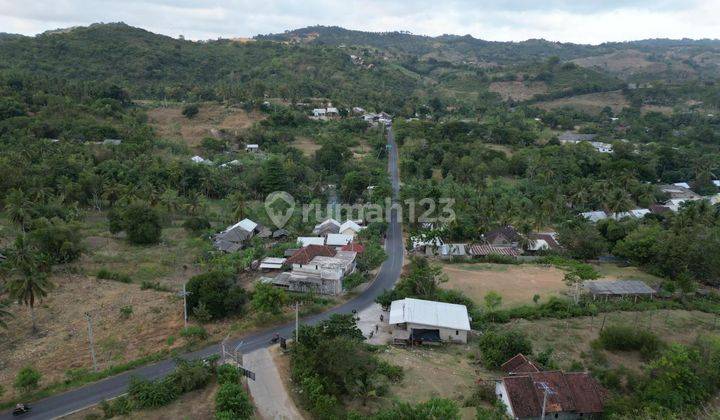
[
  {"x1": 217, "y1": 364, "x2": 241, "y2": 385},
  {"x1": 167, "y1": 360, "x2": 213, "y2": 393},
  {"x1": 14, "y1": 366, "x2": 41, "y2": 393},
  {"x1": 180, "y1": 325, "x2": 208, "y2": 342},
  {"x1": 343, "y1": 272, "x2": 367, "y2": 290},
  {"x1": 251, "y1": 282, "x2": 288, "y2": 314},
  {"x1": 182, "y1": 104, "x2": 199, "y2": 119},
  {"x1": 598, "y1": 325, "x2": 663, "y2": 359},
  {"x1": 28, "y1": 221, "x2": 83, "y2": 263},
  {"x1": 182, "y1": 216, "x2": 211, "y2": 233},
  {"x1": 477, "y1": 329, "x2": 533, "y2": 369},
  {"x1": 97, "y1": 269, "x2": 131, "y2": 283},
  {"x1": 376, "y1": 360, "x2": 404, "y2": 382},
  {"x1": 215, "y1": 383, "x2": 253, "y2": 419},
  {"x1": 186, "y1": 271, "x2": 247, "y2": 319},
  {"x1": 140, "y1": 280, "x2": 170, "y2": 292},
  {"x1": 127, "y1": 376, "x2": 177, "y2": 408},
  {"x1": 109, "y1": 203, "x2": 162, "y2": 245},
  {"x1": 192, "y1": 302, "x2": 212, "y2": 323},
  {"x1": 100, "y1": 395, "x2": 135, "y2": 418},
  {"x1": 119, "y1": 305, "x2": 133, "y2": 319}
]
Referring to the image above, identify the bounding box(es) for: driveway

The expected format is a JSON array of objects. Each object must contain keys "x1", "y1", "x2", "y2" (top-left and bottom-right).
[{"x1": 243, "y1": 348, "x2": 303, "y2": 420}]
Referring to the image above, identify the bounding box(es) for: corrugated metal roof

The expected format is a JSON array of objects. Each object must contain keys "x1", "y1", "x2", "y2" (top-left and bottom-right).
[
  {"x1": 467, "y1": 244, "x2": 518, "y2": 257},
  {"x1": 585, "y1": 280, "x2": 654, "y2": 295},
  {"x1": 389, "y1": 298, "x2": 470, "y2": 331},
  {"x1": 298, "y1": 237, "x2": 325, "y2": 247},
  {"x1": 326, "y1": 233, "x2": 353, "y2": 246}
]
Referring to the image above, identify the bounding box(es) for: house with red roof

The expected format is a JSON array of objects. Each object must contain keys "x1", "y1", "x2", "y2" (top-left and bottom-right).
[{"x1": 495, "y1": 355, "x2": 607, "y2": 419}]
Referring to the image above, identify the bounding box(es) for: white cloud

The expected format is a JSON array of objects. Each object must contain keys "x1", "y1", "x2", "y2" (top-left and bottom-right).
[{"x1": 0, "y1": 0, "x2": 718, "y2": 43}]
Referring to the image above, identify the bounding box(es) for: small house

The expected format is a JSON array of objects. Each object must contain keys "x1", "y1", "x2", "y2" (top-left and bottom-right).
[
  {"x1": 580, "y1": 211, "x2": 609, "y2": 223},
  {"x1": 259, "y1": 257, "x2": 286, "y2": 271},
  {"x1": 313, "y1": 219, "x2": 341, "y2": 236},
  {"x1": 297, "y1": 237, "x2": 326, "y2": 247},
  {"x1": 326, "y1": 233, "x2": 353, "y2": 247},
  {"x1": 496, "y1": 370, "x2": 607, "y2": 419},
  {"x1": 245, "y1": 144, "x2": 259, "y2": 153},
  {"x1": 483, "y1": 226, "x2": 523, "y2": 248},
  {"x1": 339, "y1": 220, "x2": 364, "y2": 237},
  {"x1": 389, "y1": 298, "x2": 471, "y2": 344}
]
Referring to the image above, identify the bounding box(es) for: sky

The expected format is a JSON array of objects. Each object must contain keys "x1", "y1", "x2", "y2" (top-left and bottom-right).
[{"x1": 0, "y1": 0, "x2": 719, "y2": 44}]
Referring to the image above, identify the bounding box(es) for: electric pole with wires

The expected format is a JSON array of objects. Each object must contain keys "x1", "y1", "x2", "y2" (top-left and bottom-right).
[{"x1": 535, "y1": 381, "x2": 556, "y2": 420}]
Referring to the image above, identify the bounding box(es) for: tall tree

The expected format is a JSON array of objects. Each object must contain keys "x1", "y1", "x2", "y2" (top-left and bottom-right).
[{"x1": 2, "y1": 237, "x2": 53, "y2": 333}]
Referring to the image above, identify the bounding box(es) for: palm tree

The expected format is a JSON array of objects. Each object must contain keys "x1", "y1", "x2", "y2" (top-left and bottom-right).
[
  {"x1": 3, "y1": 237, "x2": 53, "y2": 334},
  {"x1": 603, "y1": 189, "x2": 633, "y2": 216},
  {"x1": 227, "y1": 191, "x2": 246, "y2": 221},
  {"x1": 4, "y1": 189, "x2": 32, "y2": 232},
  {"x1": 159, "y1": 189, "x2": 181, "y2": 217}
]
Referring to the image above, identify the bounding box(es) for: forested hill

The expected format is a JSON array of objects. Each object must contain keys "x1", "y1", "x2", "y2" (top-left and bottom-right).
[
  {"x1": 0, "y1": 23, "x2": 419, "y2": 109},
  {"x1": 259, "y1": 26, "x2": 720, "y2": 81}
]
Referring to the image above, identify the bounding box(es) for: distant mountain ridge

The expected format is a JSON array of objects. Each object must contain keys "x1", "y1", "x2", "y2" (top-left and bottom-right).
[{"x1": 257, "y1": 26, "x2": 720, "y2": 80}]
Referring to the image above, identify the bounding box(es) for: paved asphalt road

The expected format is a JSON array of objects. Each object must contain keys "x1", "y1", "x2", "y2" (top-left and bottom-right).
[{"x1": 1, "y1": 126, "x2": 403, "y2": 419}]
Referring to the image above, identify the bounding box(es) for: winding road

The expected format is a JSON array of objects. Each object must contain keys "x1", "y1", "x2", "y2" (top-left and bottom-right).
[{"x1": 0, "y1": 127, "x2": 403, "y2": 419}]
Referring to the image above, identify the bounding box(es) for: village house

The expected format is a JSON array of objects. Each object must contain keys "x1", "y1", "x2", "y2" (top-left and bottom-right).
[
  {"x1": 388, "y1": 298, "x2": 471, "y2": 345},
  {"x1": 245, "y1": 144, "x2": 259, "y2": 153},
  {"x1": 483, "y1": 226, "x2": 523, "y2": 248},
  {"x1": 325, "y1": 233, "x2": 353, "y2": 247},
  {"x1": 580, "y1": 211, "x2": 609, "y2": 223},
  {"x1": 266, "y1": 244, "x2": 357, "y2": 295},
  {"x1": 496, "y1": 367, "x2": 607, "y2": 419},
  {"x1": 313, "y1": 218, "x2": 341, "y2": 236},
  {"x1": 297, "y1": 236, "x2": 326, "y2": 247},
  {"x1": 213, "y1": 218, "x2": 259, "y2": 252},
  {"x1": 339, "y1": 220, "x2": 364, "y2": 237}
]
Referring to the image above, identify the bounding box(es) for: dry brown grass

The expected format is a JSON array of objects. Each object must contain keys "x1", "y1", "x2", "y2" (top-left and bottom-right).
[
  {"x1": 441, "y1": 263, "x2": 567, "y2": 307},
  {"x1": 146, "y1": 103, "x2": 265, "y2": 148},
  {"x1": 488, "y1": 81, "x2": 548, "y2": 101},
  {"x1": 533, "y1": 90, "x2": 629, "y2": 115},
  {"x1": 292, "y1": 136, "x2": 322, "y2": 157},
  {"x1": 511, "y1": 310, "x2": 720, "y2": 372}
]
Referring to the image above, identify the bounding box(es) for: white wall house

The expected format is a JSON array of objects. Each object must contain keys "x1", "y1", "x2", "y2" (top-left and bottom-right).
[{"x1": 388, "y1": 298, "x2": 471, "y2": 344}]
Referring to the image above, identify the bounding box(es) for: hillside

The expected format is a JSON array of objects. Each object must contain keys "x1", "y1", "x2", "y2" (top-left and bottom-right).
[
  {"x1": 260, "y1": 26, "x2": 720, "y2": 82},
  {"x1": 0, "y1": 23, "x2": 420, "y2": 110}
]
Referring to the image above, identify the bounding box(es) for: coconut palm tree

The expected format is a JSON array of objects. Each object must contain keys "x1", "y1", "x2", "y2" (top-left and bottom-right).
[
  {"x1": 3, "y1": 237, "x2": 53, "y2": 334},
  {"x1": 4, "y1": 189, "x2": 32, "y2": 232}
]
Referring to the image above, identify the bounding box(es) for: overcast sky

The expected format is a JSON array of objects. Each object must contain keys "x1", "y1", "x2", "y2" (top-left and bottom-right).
[{"x1": 1, "y1": 0, "x2": 719, "y2": 44}]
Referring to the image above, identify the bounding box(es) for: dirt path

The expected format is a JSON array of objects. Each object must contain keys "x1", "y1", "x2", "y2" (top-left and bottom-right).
[{"x1": 243, "y1": 348, "x2": 304, "y2": 420}]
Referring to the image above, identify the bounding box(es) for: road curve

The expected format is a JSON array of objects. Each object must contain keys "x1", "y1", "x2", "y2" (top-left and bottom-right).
[{"x1": 0, "y1": 126, "x2": 403, "y2": 420}]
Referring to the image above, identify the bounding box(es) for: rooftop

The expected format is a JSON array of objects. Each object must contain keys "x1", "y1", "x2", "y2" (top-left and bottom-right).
[
  {"x1": 389, "y1": 298, "x2": 471, "y2": 331},
  {"x1": 584, "y1": 280, "x2": 655, "y2": 296},
  {"x1": 286, "y1": 244, "x2": 337, "y2": 265}
]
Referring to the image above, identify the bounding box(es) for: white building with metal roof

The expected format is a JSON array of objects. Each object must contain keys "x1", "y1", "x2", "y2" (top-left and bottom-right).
[{"x1": 389, "y1": 298, "x2": 471, "y2": 344}]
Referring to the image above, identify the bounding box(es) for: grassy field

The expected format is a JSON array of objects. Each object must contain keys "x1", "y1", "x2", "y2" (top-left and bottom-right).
[
  {"x1": 488, "y1": 81, "x2": 548, "y2": 101},
  {"x1": 292, "y1": 136, "x2": 322, "y2": 157},
  {"x1": 591, "y1": 263, "x2": 665, "y2": 287},
  {"x1": 441, "y1": 263, "x2": 568, "y2": 307},
  {"x1": 512, "y1": 310, "x2": 720, "y2": 373},
  {"x1": 534, "y1": 90, "x2": 629, "y2": 115},
  {"x1": 145, "y1": 103, "x2": 264, "y2": 149}
]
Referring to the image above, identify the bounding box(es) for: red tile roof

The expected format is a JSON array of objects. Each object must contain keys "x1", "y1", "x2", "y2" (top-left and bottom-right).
[
  {"x1": 501, "y1": 370, "x2": 607, "y2": 418},
  {"x1": 501, "y1": 353, "x2": 540, "y2": 374},
  {"x1": 341, "y1": 243, "x2": 365, "y2": 253},
  {"x1": 285, "y1": 244, "x2": 336, "y2": 265},
  {"x1": 529, "y1": 233, "x2": 561, "y2": 250}
]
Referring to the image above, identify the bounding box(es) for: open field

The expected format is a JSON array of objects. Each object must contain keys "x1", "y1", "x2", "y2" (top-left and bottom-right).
[
  {"x1": 511, "y1": 309, "x2": 720, "y2": 372},
  {"x1": 292, "y1": 136, "x2": 322, "y2": 157},
  {"x1": 441, "y1": 263, "x2": 567, "y2": 307},
  {"x1": 146, "y1": 103, "x2": 264, "y2": 148},
  {"x1": 488, "y1": 81, "x2": 548, "y2": 101},
  {"x1": 591, "y1": 263, "x2": 665, "y2": 287},
  {"x1": 534, "y1": 90, "x2": 629, "y2": 115}
]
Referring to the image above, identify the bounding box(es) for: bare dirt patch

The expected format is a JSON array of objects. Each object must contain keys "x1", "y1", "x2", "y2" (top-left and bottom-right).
[
  {"x1": 571, "y1": 50, "x2": 660, "y2": 77},
  {"x1": 0, "y1": 274, "x2": 184, "y2": 401},
  {"x1": 489, "y1": 81, "x2": 548, "y2": 101},
  {"x1": 292, "y1": 136, "x2": 322, "y2": 157},
  {"x1": 146, "y1": 103, "x2": 264, "y2": 148},
  {"x1": 534, "y1": 90, "x2": 629, "y2": 115},
  {"x1": 441, "y1": 263, "x2": 567, "y2": 307},
  {"x1": 378, "y1": 345, "x2": 480, "y2": 404}
]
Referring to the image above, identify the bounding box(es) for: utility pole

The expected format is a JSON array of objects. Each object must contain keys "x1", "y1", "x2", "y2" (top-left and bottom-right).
[
  {"x1": 295, "y1": 301, "x2": 299, "y2": 343},
  {"x1": 178, "y1": 284, "x2": 191, "y2": 329},
  {"x1": 85, "y1": 312, "x2": 98, "y2": 372},
  {"x1": 535, "y1": 382, "x2": 556, "y2": 420}
]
